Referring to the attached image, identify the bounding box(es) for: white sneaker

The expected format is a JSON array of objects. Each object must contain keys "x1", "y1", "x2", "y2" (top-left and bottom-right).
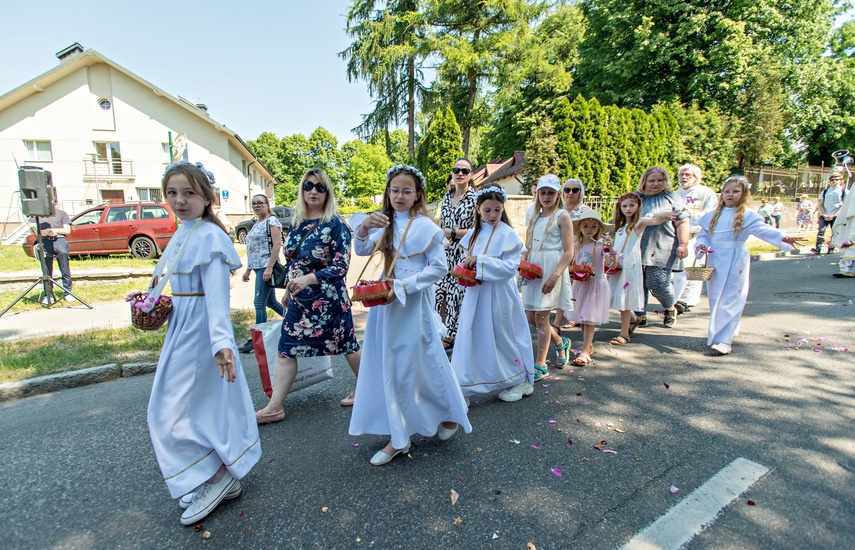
[
  {"x1": 179, "y1": 480, "x2": 242, "y2": 509},
  {"x1": 40, "y1": 296, "x2": 50, "y2": 305},
  {"x1": 180, "y1": 471, "x2": 238, "y2": 526},
  {"x1": 710, "y1": 343, "x2": 732, "y2": 355},
  {"x1": 64, "y1": 295, "x2": 74, "y2": 302},
  {"x1": 498, "y1": 381, "x2": 534, "y2": 402}
]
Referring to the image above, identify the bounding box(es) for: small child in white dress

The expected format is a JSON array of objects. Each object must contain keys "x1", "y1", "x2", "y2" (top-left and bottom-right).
[
  {"x1": 520, "y1": 175, "x2": 575, "y2": 380},
  {"x1": 607, "y1": 192, "x2": 680, "y2": 345},
  {"x1": 451, "y1": 186, "x2": 535, "y2": 403}
]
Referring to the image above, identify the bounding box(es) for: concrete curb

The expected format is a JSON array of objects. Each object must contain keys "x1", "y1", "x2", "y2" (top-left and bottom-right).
[{"x1": 0, "y1": 361, "x2": 156, "y2": 402}]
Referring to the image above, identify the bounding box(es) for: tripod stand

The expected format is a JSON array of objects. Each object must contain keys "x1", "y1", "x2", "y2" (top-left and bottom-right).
[{"x1": 0, "y1": 216, "x2": 92, "y2": 317}]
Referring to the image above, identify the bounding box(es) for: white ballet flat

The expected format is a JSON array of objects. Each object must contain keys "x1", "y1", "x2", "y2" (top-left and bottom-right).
[
  {"x1": 710, "y1": 343, "x2": 732, "y2": 355},
  {"x1": 370, "y1": 443, "x2": 411, "y2": 466},
  {"x1": 437, "y1": 423, "x2": 459, "y2": 441}
]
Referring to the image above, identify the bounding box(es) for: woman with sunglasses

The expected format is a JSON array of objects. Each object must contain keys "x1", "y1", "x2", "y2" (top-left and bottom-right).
[
  {"x1": 238, "y1": 194, "x2": 286, "y2": 353},
  {"x1": 436, "y1": 158, "x2": 477, "y2": 349},
  {"x1": 254, "y1": 169, "x2": 362, "y2": 424}
]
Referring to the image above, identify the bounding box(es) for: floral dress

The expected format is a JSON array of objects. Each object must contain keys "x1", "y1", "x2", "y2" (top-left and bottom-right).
[
  {"x1": 435, "y1": 188, "x2": 476, "y2": 339},
  {"x1": 797, "y1": 200, "x2": 814, "y2": 226},
  {"x1": 278, "y1": 217, "x2": 360, "y2": 358}
]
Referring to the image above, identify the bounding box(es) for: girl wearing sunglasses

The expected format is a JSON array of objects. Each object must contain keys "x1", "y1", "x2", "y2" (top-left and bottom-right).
[{"x1": 436, "y1": 158, "x2": 476, "y2": 350}]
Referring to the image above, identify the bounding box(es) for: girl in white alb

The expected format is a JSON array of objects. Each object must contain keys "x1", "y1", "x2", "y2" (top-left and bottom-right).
[
  {"x1": 451, "y1": 186, "x2": 535, "y2": 403},
  {"x1": 349, "y1": 165, "x2": 472, "y2": 466},
  {"x1": 696, "y1": 176, "x2": 803, "y2": 355},
  {"x1": 148, "y1": 162, "x2": 260, "y2": 526}
]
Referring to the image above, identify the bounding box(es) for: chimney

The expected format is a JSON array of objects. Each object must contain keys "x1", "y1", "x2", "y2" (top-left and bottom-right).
[
  {"x1": 195, "y1": 101, "x2": 208, "y2": 114},
  {"x1": 56, "y1": 43, "x2": 84, "y2": 62}
]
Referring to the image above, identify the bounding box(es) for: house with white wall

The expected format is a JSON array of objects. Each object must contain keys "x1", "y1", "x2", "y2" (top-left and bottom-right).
[{"x1": 0, "y1": 43, "x2": 277, "y2": 239}]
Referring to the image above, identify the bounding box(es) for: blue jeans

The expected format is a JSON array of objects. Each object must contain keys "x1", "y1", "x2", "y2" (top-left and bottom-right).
[{"x1": 254, "y1": 268, "x2": 285, "y2": 324}]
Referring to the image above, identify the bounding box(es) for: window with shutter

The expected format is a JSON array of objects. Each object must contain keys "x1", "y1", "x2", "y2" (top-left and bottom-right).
[{"x1": 24, "y1": 140, "x2": 53, "y2": 162}]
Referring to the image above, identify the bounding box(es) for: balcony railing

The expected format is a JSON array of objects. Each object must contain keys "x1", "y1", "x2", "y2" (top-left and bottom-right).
[{"x1": 82, "y1": 159, "x2": 134, "y2": 177}]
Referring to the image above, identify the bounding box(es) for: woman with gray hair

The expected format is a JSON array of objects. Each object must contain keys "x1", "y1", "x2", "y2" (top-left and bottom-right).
[{"x1": 553, "y1": 178, "x2": 591, "y2": 330}]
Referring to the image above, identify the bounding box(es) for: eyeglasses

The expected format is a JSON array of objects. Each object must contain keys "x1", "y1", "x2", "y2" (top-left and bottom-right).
[
  {"x1": 302, "y1": 181, "x2": 328, "y2": 193},
  {"x1": 452, "y1": 167, "x2": 471, "y2": 175},
  {"x1": 251, "y1": 201, "x2": 267, "y2": 207},
  {"x1": 563, "y1": 187, "x2": 581, "y2": 194},
  {"x1": 389, "y1": 188, "x2": 416, "y2": 197}
]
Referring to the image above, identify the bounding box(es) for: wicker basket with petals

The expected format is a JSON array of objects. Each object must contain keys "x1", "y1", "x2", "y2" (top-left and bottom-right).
[{"x1": 128, "y1": 292, "x2": 173, "y2": 330}]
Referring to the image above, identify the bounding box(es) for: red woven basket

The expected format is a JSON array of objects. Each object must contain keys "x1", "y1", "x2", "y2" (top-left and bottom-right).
[
  {"x1": 351, "y1": 280, "x2": 391, "y2": 307},
  {"x1": 570, "y1": 264, "x2": 594, "y2": 282},
  {"x1": 518, "y1": 260, "x2": 543, "y2": 280},
  {"x1": 451, "y1": 264, "x2": 480, "y2": 287}
]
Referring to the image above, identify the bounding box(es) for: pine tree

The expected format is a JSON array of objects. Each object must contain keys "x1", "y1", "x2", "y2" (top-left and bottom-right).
[{"x1": 415, "y1": 106, "x2": 464, "y2": 201}]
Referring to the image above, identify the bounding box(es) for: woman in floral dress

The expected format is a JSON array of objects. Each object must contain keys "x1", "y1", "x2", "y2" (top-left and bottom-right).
[
  {"x1": 436, "y1": 158, "x2": 477, "y2": 348},
  {"x1": 254, "y1": 169, "x2": 361, "y2": 424}
]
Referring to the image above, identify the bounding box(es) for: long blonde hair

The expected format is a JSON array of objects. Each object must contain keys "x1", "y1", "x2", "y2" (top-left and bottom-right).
[
  {"x1": 293, "y1": 168, "x2": 340, "y2": 225},
  {"x1": 708, "y1": 176, "x2": 751, "y2": 237},
  {"x1": 525, "y1": 175, "x2": 563, "y2": 250},
  {"x1": 637, "y1": 166, "x2": 673, "y2": 194}
]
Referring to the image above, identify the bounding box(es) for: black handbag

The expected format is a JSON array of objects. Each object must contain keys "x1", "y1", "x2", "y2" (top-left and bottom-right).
[{"x1": 266, "y1": 220, "x2": 308, "y2": 289}]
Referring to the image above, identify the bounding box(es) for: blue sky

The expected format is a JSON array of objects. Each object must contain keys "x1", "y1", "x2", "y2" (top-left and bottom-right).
[{"x1": 0, "y1": 0, "x2": 374, "y2": 146}]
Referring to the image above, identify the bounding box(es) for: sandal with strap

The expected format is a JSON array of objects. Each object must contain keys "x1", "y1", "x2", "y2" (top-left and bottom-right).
[
  {"x1": 554, "y1": 336, "x2": 571, "y2": 368},
  {"x1": 610, "y1": 335, "x2": 630, "y2": 346},
  {"x1": 628, "y1": 315, "x2": 645, "y2": 336},
  {"x1": 533, "y1": 364, "x2": 549, "y2": 382},
  {"x1": 573, "y1": 352, "x2": 593, "y2": 366}
]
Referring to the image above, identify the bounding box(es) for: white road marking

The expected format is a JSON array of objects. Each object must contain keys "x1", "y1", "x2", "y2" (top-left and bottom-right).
[{"x1": 621, "y1": 457, "x2": 771, "y2": 550}]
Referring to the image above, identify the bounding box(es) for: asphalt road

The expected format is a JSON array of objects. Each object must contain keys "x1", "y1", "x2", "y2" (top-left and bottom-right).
[{"x1": 1, "y1": 254, "x2": 853, "y2": 549}]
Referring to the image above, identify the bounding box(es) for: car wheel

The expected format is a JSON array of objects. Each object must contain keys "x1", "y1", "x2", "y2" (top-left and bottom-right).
[
  {"x1": 237, "y1": 228, "x2": 248, "y2": 244},
  {"x1": 131, "y1": 236, "x2": 157, "y2": 259}
]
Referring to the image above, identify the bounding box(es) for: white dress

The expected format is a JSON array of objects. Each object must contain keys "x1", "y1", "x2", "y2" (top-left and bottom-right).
[
  {"x1": 451, "y1": 222, "x2": 534, "y2": 397},
  {"x1": 674, "y1": 184, "x2": 718, "y2": 305},
  {"x1": 608, "y1": 227, "x2": 644, "y2": 311},
  {"x1": 696, "y1": 209, "x2": 792, "y2": 346},
  {"x1": 349, "y1": 211, "x2": 472, "y2": 450},
  {"x1": 832, "y1": 185, "x2": 855, "y2": 275},
  {"x1": 147, "y1": 220, "x2": 261, "y2": 499},
  {"x1": 520, "y1": 211, "x2": 574, "y2": 315}
]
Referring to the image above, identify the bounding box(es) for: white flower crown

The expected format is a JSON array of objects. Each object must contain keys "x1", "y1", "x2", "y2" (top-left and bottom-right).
[
  {"x1": 387, "y1": 164, "x2": 426, "y2": 189},
  {"x1": 163, "y1": 161, "x2": 216, "y2": 187},
  {"x1": 475, "y1": 185, "x2": 507, "y2": 202}
]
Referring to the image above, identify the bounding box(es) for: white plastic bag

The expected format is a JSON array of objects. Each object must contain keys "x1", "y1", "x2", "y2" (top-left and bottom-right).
[{"x1": 250, "y1": 320, "x2": 334, "y2": 397}]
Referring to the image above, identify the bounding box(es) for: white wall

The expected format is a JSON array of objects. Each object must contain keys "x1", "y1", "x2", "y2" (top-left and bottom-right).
[{"x1": 0, "y1": 61, "x2": 263, "y2": 229}]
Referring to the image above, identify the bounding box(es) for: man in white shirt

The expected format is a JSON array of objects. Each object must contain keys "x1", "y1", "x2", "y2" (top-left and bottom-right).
[
  {"x1": 812, "y1": 171, "x2": 847, "y2": 254},
  {"x1": 673, "y1": 164, "x2": 717, "y2": 313}
]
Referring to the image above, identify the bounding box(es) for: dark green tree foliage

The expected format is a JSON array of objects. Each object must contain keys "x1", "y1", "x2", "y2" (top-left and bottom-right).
[
  {"x1": 663, "y1": 101, "x2": 737, "y2": 185},
  {"x1": 483, "y1": 4, "x2": 585, "y2": 162},
  {"x1": 341, "y1": 0, "x2": 426, "y2": 158},
  {"x1": 423, "y1": 0, "x2": 546, "y2": 155},
  {"x1": 368, "y1": 128, "x2": 411, "y2": 165},
  {"x1": 575, "y1": 0, "x2": 836, "y2": 115},
  {"x1": 523, "y1": 118, "x2": 561, "y2": 188},
  {"x1": 415, "y1": 106, "x2": 464, "y2": 201}
]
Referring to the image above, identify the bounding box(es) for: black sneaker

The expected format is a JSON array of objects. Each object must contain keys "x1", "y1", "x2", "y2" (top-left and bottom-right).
[
  {"x1": 674, "y1": 301, "x2": 688, "y2": 315},
  {"x1": 663, "y1": 309, "x2": 676, "y2": 328},
  {"x1": 827, "y1": 248, "x2": 836, "y2": 255},
  {"x1": 810, "y1": 248, "x2": 820, "y2": 254},
  {"x1": 237, "y1": 339, "x2": 254, "y2": 354}
]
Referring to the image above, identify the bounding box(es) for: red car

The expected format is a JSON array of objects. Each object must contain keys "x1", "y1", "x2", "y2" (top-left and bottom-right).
[{"x1": 23, "y1": 202, "x2": 178, "y2": 259}]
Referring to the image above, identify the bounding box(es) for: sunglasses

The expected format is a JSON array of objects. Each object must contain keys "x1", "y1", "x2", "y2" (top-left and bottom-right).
[
  {"x1": 563, "y1": 187, "x2": 581, "y2": 194},
  {"x1": 452, "y1": 167, "x2": 471, "y2": 175},
  {"x1": 251, "y1": 201, "x2": 267, "y2": 207},
  {"x1": 302, "y1": 181, "x2": 328, "y2": 193}
]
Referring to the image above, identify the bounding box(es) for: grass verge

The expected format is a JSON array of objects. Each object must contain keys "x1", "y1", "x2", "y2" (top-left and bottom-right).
[
  {"x1": 0, "y1": 245, "x2": 158, "y2": 273},
  {"x1": 0, "y1": 309, "x2": 255, "y2": 383},
  {"x1": 0, "y1": 279, "x2": 153, "y2": 314}
]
